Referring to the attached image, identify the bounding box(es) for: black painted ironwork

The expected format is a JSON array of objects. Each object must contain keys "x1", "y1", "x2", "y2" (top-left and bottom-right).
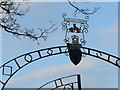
[
  {"x1": 67, "y1": 35, "x2": 82, "y2": 65},
  {"x1": 2, "y1": 65, "x2": 12, "y2": 76},
  {"x1": 67, "y1": 43, "x2": 82, "y2": 65},
  {"x1": 62, "y1": 13, "x2": 89, "y2": 46},
  {"x1": 0, "y1": 45, "x2": 120, "y2": 90},
  {"x1": 37, "y1": 74, "x2": 81, "y2": 90}
]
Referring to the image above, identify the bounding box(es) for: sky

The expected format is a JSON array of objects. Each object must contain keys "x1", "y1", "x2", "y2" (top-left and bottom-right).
[{"x1": 0, "y1": 0, "x2": 119, "y2": 89}]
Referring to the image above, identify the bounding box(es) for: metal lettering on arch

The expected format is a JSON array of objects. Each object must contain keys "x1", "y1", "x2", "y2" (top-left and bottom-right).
[{"x1": 0, "y1": 45, "x2": 120, "y2": 90}]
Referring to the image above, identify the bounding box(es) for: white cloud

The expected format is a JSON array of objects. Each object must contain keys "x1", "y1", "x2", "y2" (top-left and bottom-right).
[
  {"x1": 6, "y1": 56, "x2": 118, "y2": 88},
  {"x1": 86, "y1": 21, "x2": 118, "y2": 55}
]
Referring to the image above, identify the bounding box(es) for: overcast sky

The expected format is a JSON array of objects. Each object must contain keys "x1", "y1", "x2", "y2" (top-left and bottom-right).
[{"x1": 0, "y1": 0, "x2": 119, "y2": 89}]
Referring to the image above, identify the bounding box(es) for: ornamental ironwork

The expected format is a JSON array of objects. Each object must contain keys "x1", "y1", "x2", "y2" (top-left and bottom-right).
[
  {"x1": 62, "y1": 13, "x2": 89, "y2": 46},
  {"x1": 0, "y1": 45, "x2": 120, "y2": 90},
  {"x1": 0, "y1": 1, "x2": 119, "y2": 89},
  {"x1": 37, "y1": 74, "x2": 81, "y2": 90},
  {"x1": 62, "y1": 12, "x2": 90, "y2": 65}
]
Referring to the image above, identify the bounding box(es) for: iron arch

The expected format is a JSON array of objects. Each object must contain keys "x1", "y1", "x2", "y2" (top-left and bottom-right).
[
  {"x1": 0, "y1": 45, "x2": 120, "y2": 90},
  {"x1": 37, "y1": 74, "x2": 81, "y2": 90}
]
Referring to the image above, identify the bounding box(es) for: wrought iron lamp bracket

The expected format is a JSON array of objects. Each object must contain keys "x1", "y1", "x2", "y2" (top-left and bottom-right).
[{"x1": 62, "y1": 13, "x2": 89, "y2": 46}]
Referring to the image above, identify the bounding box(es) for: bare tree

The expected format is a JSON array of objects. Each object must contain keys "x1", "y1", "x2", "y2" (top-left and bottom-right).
[{"x1": 0, "y1": 0, "x2": 57, "y2": 43}]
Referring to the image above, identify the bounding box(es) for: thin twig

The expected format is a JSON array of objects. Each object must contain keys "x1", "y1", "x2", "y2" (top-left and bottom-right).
[{"x1": 67, "y1": 0, "x2": 100, "y2": 15}]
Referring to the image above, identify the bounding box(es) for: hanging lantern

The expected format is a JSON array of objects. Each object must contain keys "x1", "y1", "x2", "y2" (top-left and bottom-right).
[
  {"x1": 67, "y1": 43, "x2": 82, "y2": 65},
  {"x1": 67, "y1": 35, "x2": 82, "y2": 65},
  {"x1": 62, "y1": 13, "x2": 89, "y2": 66}
]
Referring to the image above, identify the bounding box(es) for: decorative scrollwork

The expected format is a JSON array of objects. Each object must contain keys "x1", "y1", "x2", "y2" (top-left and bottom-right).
[
  {"x1": 64, "y1": 37, "x2": 70, "y2": 43},
  {"x1": 81, "y1": 48, "x2": 86, "y2": 58},
  {"x1": 62, "y1": 21, "x2": 67, "y2": 30},
  {"x1": 80, "y1": 24, "x2": 89, "y2": 33},
  {"x1": 85, "y1": 16, "x2": 89, "y2": 21},
  {"x1": 83, "y1": 24, "x2": 89, "y2": 32},
  {"x1": 80, "y1": 38, "x2": 86, "y2": 46},
  {"x1": 96, "y1": 52, "x2": 102, "y2": 58},
  {"x1": 62, "y1": 13, "x2": 67, "y2": 19},
  {"x1": 62, "y1": 21, "x2": 70, "y2": 30},
  {"x1": 62, "y1": 13, "x2": 89, "y2": 46},
  {"x1": 63, "y1": 84, "x2": 73, "y2": 90},
  {"x1": 83, "y1": 29, "x2": 88, "y2": 33}
]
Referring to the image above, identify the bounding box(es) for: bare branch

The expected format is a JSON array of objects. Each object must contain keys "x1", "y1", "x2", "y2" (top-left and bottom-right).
[
  {"x1": 0, "y1": 0, "x2": 57, "y2": 44},
  {"x1": 67, "y1": 0, "x2": 100, "y2": 15},
  {"x1": 0, "y1": 21, "x2": 57, "y2": 41}
]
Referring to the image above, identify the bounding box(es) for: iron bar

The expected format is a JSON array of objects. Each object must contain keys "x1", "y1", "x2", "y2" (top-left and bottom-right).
[{"x1": 0, "y1": 45, "x2": 119, "y2": 90}]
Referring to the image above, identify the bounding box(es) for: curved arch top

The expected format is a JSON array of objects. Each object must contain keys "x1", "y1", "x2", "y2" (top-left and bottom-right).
[{"x1": 0, "y1": 45, "x2": 120, "y2": 90}]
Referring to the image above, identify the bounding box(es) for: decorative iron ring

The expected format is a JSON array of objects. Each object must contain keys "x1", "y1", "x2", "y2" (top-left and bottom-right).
[
  {"x1": 62, "y1": 21, "x2": 67, "y2": 30},
  {"x1": 83, "y1": 29, "x2": 88, "y2": 33},
  {"x1": 85, "y1": 15, "x2": 89, "y2": 20},
  {"x1": 24, "y1": 54, "x2": 32, "y2": 62},
  {"x1": 47, "y1": 49, "x2": 53, "y2": 55},
  {"x1": 83, "y1": 23, "x2": 89, "y2": 29}
]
